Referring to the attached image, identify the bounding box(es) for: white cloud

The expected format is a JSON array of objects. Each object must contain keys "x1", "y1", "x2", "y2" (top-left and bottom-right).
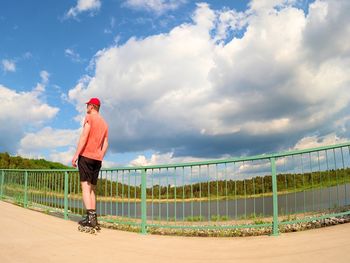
[
  {"x1": 49, "y1": 148, "x2": 76, "y2": 166},
  {"x1": 69, "y1": 3, "x2": 215, "y2": 127},
  {"x1": 123, "y1": 0, "x2": 187, "y2": 14},
  {"x1": 104, "y1": 17, "x2": 116, "y2": 34},
  {"x1": 302, "y1": 0, "x2": 350, "y2": 62},
  {"x1": 40, "y1": 70, "x2": 49, "y2": 84},
  {"x1": 33, "y1": 70, "x2": 50, "y2": 93},
  {"x1": 66, "y1": 0, "x2": 101, "y2": 19},
  {"x1": 0, "y1": 85, "x2": 58, "y2": 124},
  {"x1": 0, "y1": 84, "x2": 59, "y2": 153},
  {"x1": 214, "y1": 8, "x2": 250, "y2": 43},
  {"x1": 65, "y1": 48, "x2": 83, "y2": 63},
  {"x1": 129, "y1": 152, "x2": 209, "y2": 167},
  {"x1": 292, "y1": 133, "x2": 348, "y2": 151},
  {"x1": 1, "y1": 53, "x2": 33, "y2": 73},
  {"x1": 100, "y1": 159, "x2": 120, "y2": 168},
  {"x1": 17, "y1": 127, "x2": 81, "y2": 166},
  {"x1": 248, "y1": 0, "x2": 299, "y2": 12},
  {"x1": 67, "y1": 0, "x2": 350, "y2": 160},
  {"x1": 1, "y1": 59, "x2": 16, "y2": 72},
  {"x1": 19, "y1": 127, "x2": 79, "y2": 152}
]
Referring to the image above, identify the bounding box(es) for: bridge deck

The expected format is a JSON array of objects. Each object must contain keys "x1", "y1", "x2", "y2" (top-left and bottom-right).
[{"x1": 1, "y1": 201, "x2": 349, "y2": 263}]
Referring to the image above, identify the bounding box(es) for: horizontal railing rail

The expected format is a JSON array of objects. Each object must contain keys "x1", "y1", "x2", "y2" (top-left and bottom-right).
[{"x1": 1, "y1": 141, "x2": 350, "y2": 236}]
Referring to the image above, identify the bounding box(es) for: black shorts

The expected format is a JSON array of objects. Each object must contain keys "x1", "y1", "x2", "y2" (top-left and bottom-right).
[{"x1": 78, "y1": 155, "x2": 102, "y2": 185}]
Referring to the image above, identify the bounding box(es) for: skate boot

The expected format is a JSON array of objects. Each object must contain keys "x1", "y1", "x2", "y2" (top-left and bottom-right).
[
  {"x1": 78, "y1": 210, "x2": 99, "y2": 234},
  {"x1": 78, "y1": 211, "x2": 89, "y2": 226},
  {"x1": 91, "y1": 211, "x2": 101, "y2": 231},
  {"x1": 88, "y1": 210, "x2": 97, "y2": 228},
  {"x1": 78, "y1": 211, "x2": 89, "y2": 232}
]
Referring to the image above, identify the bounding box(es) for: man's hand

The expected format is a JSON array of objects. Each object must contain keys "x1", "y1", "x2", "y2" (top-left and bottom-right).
[{"x1": 72, "y1": 155, "x2": 78, "y2": 168}]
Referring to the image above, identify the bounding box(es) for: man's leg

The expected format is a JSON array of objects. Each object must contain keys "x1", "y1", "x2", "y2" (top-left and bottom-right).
[
  {"x1": 90, "y1": 184, "x2": 96, "y2": 210},
  {"x1": 81, "y1": 181, "x2": 92, "y2": 209},
  {"x1": 89, "y1": 184, "x2": 99, "y2": 228}
]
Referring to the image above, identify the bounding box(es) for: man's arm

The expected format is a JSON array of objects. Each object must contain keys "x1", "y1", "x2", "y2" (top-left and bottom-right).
[
  {"x1": 101, "y1": 136, "x2": 109, "y2": 159},
  {"x1": 72, "y1": 122, "x2": 91, "y2": 167}
]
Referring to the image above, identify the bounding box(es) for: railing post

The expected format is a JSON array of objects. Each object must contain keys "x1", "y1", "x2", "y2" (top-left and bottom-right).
[
  {"x1": 64, "y1": 171, "x2": 69, "y2": 220},
  {"x1": 0, "y1": 170, "x2": 4, "y2": 199},
  {"x1": 141, "y1": 168, "x2": 147, "y2": 234},
  {"x1": 24, "y1": 171, "x2": 28, "y2": 208},
  {"x1": 270, "y1": 157, "x2": 279, "y2": 236}
]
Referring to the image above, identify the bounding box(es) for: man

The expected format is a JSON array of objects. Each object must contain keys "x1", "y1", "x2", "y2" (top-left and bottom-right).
[{"x1": 72, "y1": 97, "x2": 109, "y2": 230}]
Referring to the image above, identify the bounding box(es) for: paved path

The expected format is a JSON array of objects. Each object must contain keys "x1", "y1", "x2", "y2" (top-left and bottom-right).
[{"x1": 1, "y1": 200, "x2": 350, "y2": 263}]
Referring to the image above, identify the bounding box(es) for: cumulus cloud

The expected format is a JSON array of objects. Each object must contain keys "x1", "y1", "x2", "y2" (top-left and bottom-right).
[
  {"x1": 19, "y1": 127, "x2": 79, "y2": 152},
  {"x1": 0, "y1": 84, "x2": 59, "y2": 153},
  {"x1": 1, "y1": 59, "x2": 16, "y2": 72},
  {"x1": 129, "y1": 151, "x2": 218, "y2": 167},
  {"x1": 17, "y1": 126, "x2": 82, "y2": 165},
  {"x1": 68, "y1": 0, "x2": 350, "y2": 161},
  {"x1": 292, "y1": 133, "x2": 348, "y2": 150},
  {"x1": 48, "y1": 147, "x2": 76, "y2": 166},
  {"x1": 65, "y1": 0, "x2": 101, "y2": 19},
  {"x1": 123, "y1": 0, "x2": 187, "y2": 14},
  {"x1": 302, "y1": 0, "x2": 350, "y2": 62}
]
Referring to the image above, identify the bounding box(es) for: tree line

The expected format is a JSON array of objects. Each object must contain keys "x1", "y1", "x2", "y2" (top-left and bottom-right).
[{"x1": 0, "y1": 152, "x2": 68, "y2": 169}]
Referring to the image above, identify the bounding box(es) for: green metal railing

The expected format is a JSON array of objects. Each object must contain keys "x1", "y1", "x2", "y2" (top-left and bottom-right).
[{"x1": 1, "y1": 142, "x2": 350, "y2": 236}]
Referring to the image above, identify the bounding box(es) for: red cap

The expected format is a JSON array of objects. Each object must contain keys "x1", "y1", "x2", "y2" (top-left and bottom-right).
[{"x1": 86, "y1": 98, "x2": 101, "y2": 106}]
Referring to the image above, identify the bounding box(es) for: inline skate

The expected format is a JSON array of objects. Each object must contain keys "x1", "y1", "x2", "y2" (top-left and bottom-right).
[{"x1": 78, "y1": 210, "x2": 100, "y2": 234}]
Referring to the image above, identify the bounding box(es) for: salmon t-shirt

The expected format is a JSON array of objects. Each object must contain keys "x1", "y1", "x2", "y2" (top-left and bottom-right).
[{"x1": 80, "y1": 113, "x2": 108, "y2": 161}]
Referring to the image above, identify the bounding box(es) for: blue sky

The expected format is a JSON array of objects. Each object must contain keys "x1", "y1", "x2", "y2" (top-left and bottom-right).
[{"x1": 1, "y1": 0, "x2": 350, "y2": 167}]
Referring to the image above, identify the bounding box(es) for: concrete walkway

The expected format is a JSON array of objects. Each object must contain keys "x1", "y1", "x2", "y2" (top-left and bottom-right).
[{"x1": 1, "y1": 200, "x2": 350, "y2": 263}]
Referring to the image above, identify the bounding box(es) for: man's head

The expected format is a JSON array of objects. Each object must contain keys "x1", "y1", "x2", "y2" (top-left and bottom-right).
[{"x1": 86, "y1": 97, "x2": 101, "y2": 113}]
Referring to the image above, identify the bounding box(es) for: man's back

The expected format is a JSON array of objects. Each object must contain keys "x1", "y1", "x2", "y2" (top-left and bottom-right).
[{"x1": 81, "y1": 113, "x2": 108, "y2": 161}]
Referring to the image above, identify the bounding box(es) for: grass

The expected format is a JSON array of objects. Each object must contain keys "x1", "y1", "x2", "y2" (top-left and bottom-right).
[
  {"x1": 185, "y1": 216, "x2": 205, "y2": 222},
  {"x1": 211, "y1": 215, "x2": 230, "y2": 221}
]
